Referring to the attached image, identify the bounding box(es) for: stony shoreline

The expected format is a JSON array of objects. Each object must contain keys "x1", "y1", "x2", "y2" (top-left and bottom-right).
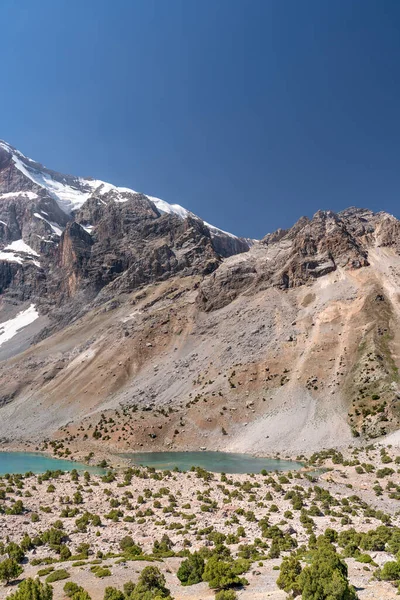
[{"x1": 0, "y1": 445, "x2": 400, "y2": 598}]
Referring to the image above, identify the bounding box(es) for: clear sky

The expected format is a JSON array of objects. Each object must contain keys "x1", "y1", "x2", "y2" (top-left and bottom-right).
[{"x1": 1, "y1": 0, "x2": 400, "y2": 239}]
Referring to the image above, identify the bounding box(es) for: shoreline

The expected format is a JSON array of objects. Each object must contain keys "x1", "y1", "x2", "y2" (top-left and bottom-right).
[{"x1": 0, "y1": 446, "x2": 306, "y2": 475}]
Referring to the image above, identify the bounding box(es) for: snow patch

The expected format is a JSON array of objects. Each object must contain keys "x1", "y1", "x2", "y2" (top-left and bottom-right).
[
  {"x1": 14, "y1": 157, "x2": 92, "y2": 214},
  {"x1": 0, "y1": 239, "x2": 41, "y2": 267},
  {"x1": 0, "y1": 251, "x2": 23, "y2": 264},
  {"x1": 0, "y1": 191, "x2": 38, "y2": 200},
  {"x1": 0, "y1": 304, "x2": 39, "y2": 348},
  {"x1": 204, "y1": 221, "x2": 236, "y2": 239},
  {"x1": 5, "y1": 239, "x2": 39, "y2": 256},
  {"x1": 34, "y1": 213, "x2": 64, "y2": 236}
]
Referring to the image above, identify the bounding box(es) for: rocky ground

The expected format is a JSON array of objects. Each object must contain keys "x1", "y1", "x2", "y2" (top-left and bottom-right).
[{"x1": 1, "y1": 445, "x2": 400, "y2": 598}]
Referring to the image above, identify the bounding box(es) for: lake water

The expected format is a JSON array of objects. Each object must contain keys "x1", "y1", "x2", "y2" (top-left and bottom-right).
[
  {"x1": 0, "y1": 452, "x2": 103, "y2": 475},
  {"x1": 123, "y1": 451, "x2": 302, "y2": 474}
]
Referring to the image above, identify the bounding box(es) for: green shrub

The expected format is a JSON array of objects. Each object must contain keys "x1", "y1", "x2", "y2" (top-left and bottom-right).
[
  {"x1": 71, "y1": 592, "x2": 91, "y2": 600},
  {"x1": 379, "y1": 561, "x2": 400, "y2": 581},
  {"x1": 103, "y1": 587, "x2": 125, "y2": 600},
  {"x1": 215, "y1": 591, "x2": 237, "y2": 600},
  {"x1": 46, "y1": 569, "x2": 70, "y2": 583},
  {"x1": 6, "y1": 542, "x2": 25, "y2": 563},
  {"x1": 202, "y1": 557, "x2": 249, "y2": 590},
  {"x1": 119, "y1": 536, "x2": 142, "y2": 556},
  {"x1": 37, "y1": 567, "x2": 54, "y2": 577},
  {"x1": 356, "y1": 554, "x2": 374, "y2": 565},
  {"x1": 152, "y1": 535, "x2": 174, "y2": 557},
  {"x1": 130, "y1": 566, "x2": 172, "y2": 599},
  {"x1": 94, "y1": 568, "x2": 111, "y2": 578},
  {"x1": 63, "y1": 582, "x2": 82, "y2": 598},
  {"x1": 277, "y1": 555, "x2": 302, "y2": 596},
  {"x1": 0, "y1": 558, "x2": 23, "y2": 584}
]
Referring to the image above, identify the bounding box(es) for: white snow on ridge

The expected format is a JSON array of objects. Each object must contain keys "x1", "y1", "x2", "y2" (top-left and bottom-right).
[
  {"x1": 147, "y1": 196, "x2": 190, "y2": 219},
  {"x1": 0, "y1": 141, "x2": 92, "y2": 213},
  {"x1": 204, "y1": 221, "x2": 236, "y2": 239},
  {"x1": 147, "y1": 196, "x2": 236, "y2": 239},
  {"x1": 91, "y1": 181, "x2": 137, "y2": 197},
  {"x1": 5, "y1": 239, "x2": 39, "y2": 256},
  {"x1": 0, "y1": 304, "x2": 39, "y2": 348}
]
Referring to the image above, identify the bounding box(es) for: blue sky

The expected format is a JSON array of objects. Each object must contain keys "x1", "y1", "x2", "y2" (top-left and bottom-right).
[{"x1": 1, "y1": 0, "x2": 400, "y2": 238}]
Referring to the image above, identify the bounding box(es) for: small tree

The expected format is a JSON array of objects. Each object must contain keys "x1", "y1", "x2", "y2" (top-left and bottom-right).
[
  {"x1": 298, "y1": 539, "x2": 357, "y2": 600},
  {"x1": 0, "y1": 558, "x2": 23, "y2": 585},
  {"x1": 130, "y1": 566, "x2": 172, "y2": 600},
  {"x1": 60, "y1": 545, "x2": 72, "y2": 561},
  {"x1": 71, "y1": 592, "x2": 91, "y2": 600},
  {"x1": 177, "y1": 553, "x2": 205, "y2": 586},
  {"x1": 63, "y1": 582, "x2": 82, "y2": 598},
  {"x1": 152, "y1": 535, "x2": 174, "y2": 557},
  {"x1": 104, "y1": 587, "x2": 125, "y2": 600},
  {"x1": 277, "y1": 555, "x2": 302, "y2": 597},
  {"x1": 123, "y1": 582, "x2": 135, "y2": 597},
  {"x1": 73, "y1": 491, "x2": 83, "y2": 504},
  {"x1": 7, "y1": 578, "x2": 53, "y2": 600},
  {"x1": 202, "y1": 557, "x2": 249, "y2": 590},
  {"x1": 119, "y1": 536, "x2": 142, "y2": 556},
  {"x1": 5, "y1": 542, "x2": 25, "y2": 563}
]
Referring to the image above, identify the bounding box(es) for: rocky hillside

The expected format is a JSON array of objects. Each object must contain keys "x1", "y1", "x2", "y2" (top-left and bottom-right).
[{"x1": 1, "y1": 140, "x2": 400, "y2": 456}]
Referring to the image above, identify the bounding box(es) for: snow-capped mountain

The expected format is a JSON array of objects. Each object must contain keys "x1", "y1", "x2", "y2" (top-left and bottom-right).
[
  {"x1": 0, "y1": 140, "x2": 252, "y2": 254},
  {"x1": 0, "y1": 138, "x2": 253, "y2": 347}
]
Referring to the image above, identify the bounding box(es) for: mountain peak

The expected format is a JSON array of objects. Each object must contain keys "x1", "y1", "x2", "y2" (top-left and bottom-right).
[
  {"x1": 0, "y1": 138, "x2": 253, "y2": 332},
  {"x1": 0, "y1": 139, "x2": 250, "y2": 250}
]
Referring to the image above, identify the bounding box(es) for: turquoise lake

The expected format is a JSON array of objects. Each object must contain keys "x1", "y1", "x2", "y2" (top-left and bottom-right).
[
  {"x1": 0, "y1": 452, "x2": 103, "y2": 475},
  {"x1": 123, "y1": 451, "x2": 302, "y2": 474}
]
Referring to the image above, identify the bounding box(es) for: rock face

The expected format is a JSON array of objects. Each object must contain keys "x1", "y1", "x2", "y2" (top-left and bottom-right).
[
  {"x1": 2, "y1": 139, "x2": 400, "y2": 454},
  {"x1": 196, "y1": 208, "x2": 384, "y2": 311}
]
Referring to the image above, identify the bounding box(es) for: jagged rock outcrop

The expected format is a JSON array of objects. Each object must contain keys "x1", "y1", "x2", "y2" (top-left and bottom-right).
[{"x1": 197, "y1": 208, "x2": 376, "y2": 311}]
